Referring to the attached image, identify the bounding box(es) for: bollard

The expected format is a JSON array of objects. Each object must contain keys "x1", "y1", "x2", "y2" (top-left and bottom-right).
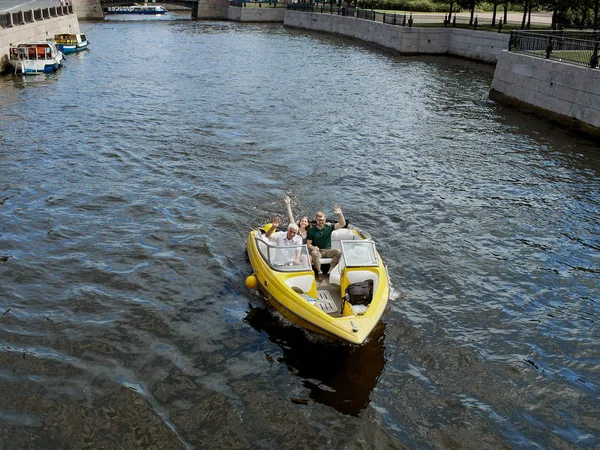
[
  {"x1": 403, "y1": 13, "x2": 406, "y2": 26},
  {"x1": 590, "y1": 51, "x2": 599, "y2": 68},
  {"x1": 453, "y1": 15, "x2": 456, "y2": 27},
  {"x1": 408, "y1": 13, "x2": 413, "y2": 27},
  {"x1": 474, "y1": 15, "x2": 477, "y2": 29},
  {"x1": 590, "y1": 36, "x2": 600, "y2": 68},
  {"x1": 545, "y1": 38, "x2": 553, "y2": 59},
  {"x1": 498, "y1": 18, "x2": 502, "y2": 33}
]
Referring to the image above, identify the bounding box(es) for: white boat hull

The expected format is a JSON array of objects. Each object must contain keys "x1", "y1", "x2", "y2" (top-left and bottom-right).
[{"x1": 9, "y1": 42, "x2": 64, "y2": 75}]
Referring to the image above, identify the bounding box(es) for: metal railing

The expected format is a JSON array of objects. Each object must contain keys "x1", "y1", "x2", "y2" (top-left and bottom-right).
[
  {"x1": 509, "y1": 29, "x2": 600, "y2": 68},
  {"x1": 286, "y1": 3, "x2": 544, "y2": 31},
  {"x1": 0, "y1": 5, "x2": 73, "y2": 29},
  {"x1": 229, "y1": 0, "x2": 285, "y2": 6}
]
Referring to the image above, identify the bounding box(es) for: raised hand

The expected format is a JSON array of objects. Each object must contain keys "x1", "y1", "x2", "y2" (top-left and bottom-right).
[
  {"x1": 333, "y1": 204, "x2": 342, "y2": 215},
  {"x1": 284, "y1": 196, "x2": 291, "y2": 206},
  {"x1": 272, "y1": 217, "x2": 281, "y2": 228}
]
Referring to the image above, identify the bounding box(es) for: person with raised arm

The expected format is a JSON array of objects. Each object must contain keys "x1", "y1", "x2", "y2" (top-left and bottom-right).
[
  {"x1": 284, "y1": 195, "x2": 311, "y2": 244},
  {"x1": 264, "y1": 216, "x2": 303, "y2": 265},
  {"x1": 306, "y1": 205, "x2": 346, "y2": 281}
]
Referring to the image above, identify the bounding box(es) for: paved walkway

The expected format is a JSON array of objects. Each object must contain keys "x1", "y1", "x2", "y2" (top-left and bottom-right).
[
  {"x1": 0, "y1": 0, "x2": 62, "y2": 13},
  {"x1": 452, "y1": 10, "x2": 552, "y2": 24}
]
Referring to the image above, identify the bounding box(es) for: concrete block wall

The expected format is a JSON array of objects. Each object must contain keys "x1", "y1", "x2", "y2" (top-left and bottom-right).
[
  {"x1": 73, "y1": 0, "x2": 104, "y2": 20},
  {"x1": 193, "y1": 0, "x2": 229, "y2": 19},
  {"x1": 227, "y1": 6, "x2": 286, "y2": 22},
  {"x1": 448, "y1": 28, "x2": 508, "y2": 63},
  {"x1": 285, "y1": 11, "x2": 450, "y2": 55},
  {"x1": 490, "y1": 50, "x2": 600, "y2": 132},
  {"x1": 284, "y1": 12, "x2": 508, "y2": 59}
]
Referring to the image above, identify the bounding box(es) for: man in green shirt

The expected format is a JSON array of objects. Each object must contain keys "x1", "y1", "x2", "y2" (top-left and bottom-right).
[{"x1": 306, "y1": 204, "x2": 346, "y2": 282}]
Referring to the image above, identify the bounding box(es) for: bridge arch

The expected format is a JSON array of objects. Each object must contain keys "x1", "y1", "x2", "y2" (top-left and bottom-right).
[{"x1": 96, "y1": 0, "x2": 229, "y2": 19}]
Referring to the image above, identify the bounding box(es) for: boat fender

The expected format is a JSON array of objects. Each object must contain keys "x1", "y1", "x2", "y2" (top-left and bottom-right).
[{"x1": 245, "y1": 274, "x2": 258, "y2": 289}]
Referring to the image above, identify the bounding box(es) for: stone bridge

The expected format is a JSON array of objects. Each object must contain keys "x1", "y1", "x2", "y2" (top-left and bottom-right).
[{"x1": 74, "y1": 0, "x2": 230, "y2": 20}]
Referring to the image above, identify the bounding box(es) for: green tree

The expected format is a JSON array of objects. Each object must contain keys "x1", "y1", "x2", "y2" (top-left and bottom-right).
[
  {"x1": 545, "y1": 0, "x2": 580, "y2": 27},
  {"x1": 456, "y1": 0, "x2": 478, "y2": 25},
  {"x1": 489, "y1": 0, "x2": 504, "y2": 26},
  {"x1": 433, "y1": 0, "x2": 456, "y2": 21}
]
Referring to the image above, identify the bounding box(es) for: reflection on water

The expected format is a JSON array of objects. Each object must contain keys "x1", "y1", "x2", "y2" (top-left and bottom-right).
[{"x1": 244, "y1": 305, "x2": 386, "y2": 416}]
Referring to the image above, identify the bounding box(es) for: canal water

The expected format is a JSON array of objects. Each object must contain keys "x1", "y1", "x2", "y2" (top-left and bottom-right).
[{"x1": 1, "y1": 13, "x2": 599, "y2": 449}]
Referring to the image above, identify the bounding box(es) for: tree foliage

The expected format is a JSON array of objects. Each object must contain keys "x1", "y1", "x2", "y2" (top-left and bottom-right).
[{"x1": 356, "y1": 0, "x2": 600, "y2": 26}]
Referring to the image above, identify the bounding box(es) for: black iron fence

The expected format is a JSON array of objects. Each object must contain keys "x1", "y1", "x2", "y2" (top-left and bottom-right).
[
  {"x1": 509, "y1": 29, "x2": 600, "y2": 68},
  {"x1": 0, "y1": 5, "x2": 73, "y2": 29},
  {"x1": 229, "y1": 0, "x2": 285, "y2": 6},
  {"x1": 286, "y1": 3, "x2": 545, "y2": 31}
]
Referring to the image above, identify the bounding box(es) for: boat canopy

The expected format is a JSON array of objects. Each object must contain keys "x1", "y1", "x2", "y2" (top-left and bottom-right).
[{"x1": 10, "y1": 43, "x2": 56, "y2": 60}]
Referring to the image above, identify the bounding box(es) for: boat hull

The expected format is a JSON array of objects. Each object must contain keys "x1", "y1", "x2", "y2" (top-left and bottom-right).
[
  {"x1": 105, "y1": 6, "x2": 167, "y2": 14},
  {"x1": 247, "y1": 227, "x2": 389, "y2": 345},
  {"x1": 57, "y1": 44, "x2": 77, "y2": 54},
  {"x1": 107, "y1": 10, "x2": 167, "y2": 14},
  {"x1": 57, "y1": 42, "x2": 88, "y2": 54}
]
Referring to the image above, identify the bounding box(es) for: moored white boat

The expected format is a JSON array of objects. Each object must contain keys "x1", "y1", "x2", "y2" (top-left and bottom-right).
[
  {"x1": 53, "y1": 34, "x2": 90, "y2": 54},
  {"x1": 246, "y1": 225, "x2": 389, "y2": 345},
  {"x1": 105, "y1": 4, "x2": 167, "y2": 14},
  {"x1": 8, "y1": 42, "x2": 64, "y2": 75}
]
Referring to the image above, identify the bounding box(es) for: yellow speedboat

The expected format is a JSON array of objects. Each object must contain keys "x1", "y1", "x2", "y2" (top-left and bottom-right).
[{"x1": 246, "y1": 225, "x2": 389, "y2": 345}]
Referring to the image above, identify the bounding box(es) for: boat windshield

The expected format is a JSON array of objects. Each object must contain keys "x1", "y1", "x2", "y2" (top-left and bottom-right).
[
  {"x1": 255, "y1": 236, "x2": 311, "y2": 272},
  {"x1": 341, "y1": 241, "x2": 379, "y2": 267}
]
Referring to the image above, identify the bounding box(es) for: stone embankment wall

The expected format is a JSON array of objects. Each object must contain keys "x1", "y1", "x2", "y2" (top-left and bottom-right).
[
  {"x1": 194, "y1": 0, "x2": 229, "y2": 19},
  {"x1": 284, "y1": 11, "x2": 508, "y2": 62},
  {"x1": 228, "y1": 6, "x2": 286, "y2": 22},
  {"x1": 490, "y1": 51, "x2": 600, "y2": 135},
  {"x1": 0, "y1": 14, "x2": 80, "y2": 72},
  {"x1": 73, "y1": 0, "x2": 104, "y2": 20},
  {"x1": 448, "y1": 28, "x2": 508, "y2": 62}
]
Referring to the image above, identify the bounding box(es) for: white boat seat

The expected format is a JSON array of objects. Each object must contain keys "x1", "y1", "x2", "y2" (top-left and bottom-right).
[
  {"x1": 318, "y1": 228, "x2": 359, "y2": 266},
  {"x1": 328, "y1": 257, "x2": 345, "y2": 286}
]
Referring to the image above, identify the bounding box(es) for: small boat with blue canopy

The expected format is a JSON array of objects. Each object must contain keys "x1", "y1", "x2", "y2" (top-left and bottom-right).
[{"x1": 53, "y1": 34, "x2": 90, "y2": 54}]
